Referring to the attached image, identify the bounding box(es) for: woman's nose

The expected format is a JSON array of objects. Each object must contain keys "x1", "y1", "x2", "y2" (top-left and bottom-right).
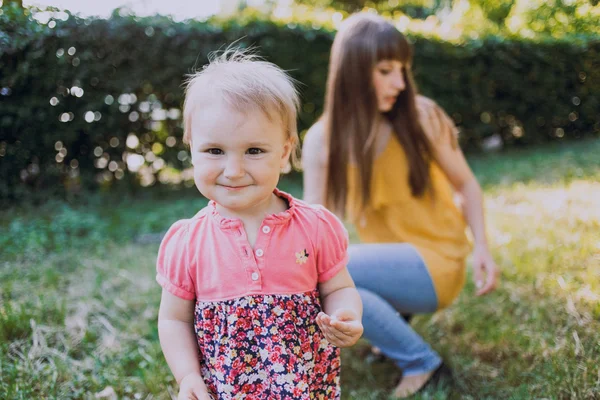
[{"x1": 392, "y1": 72, "x2": 405, "y2": 90}]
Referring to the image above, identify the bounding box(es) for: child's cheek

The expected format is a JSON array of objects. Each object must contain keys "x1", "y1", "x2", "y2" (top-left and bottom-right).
[{"x1": 191, "y1": 152, "x2": 200, "y2": 166}]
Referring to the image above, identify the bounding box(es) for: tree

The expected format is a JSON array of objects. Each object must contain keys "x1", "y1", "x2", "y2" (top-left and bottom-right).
[
  {"x1": 296, "y1": 0, "x2": 389, "y2": 12},
  {"x1": 295, "y1": 0, "x2": 447, "y2": 18},
  {"x1": 1, "y1": 0, "x2": 23, "y2": 8}
]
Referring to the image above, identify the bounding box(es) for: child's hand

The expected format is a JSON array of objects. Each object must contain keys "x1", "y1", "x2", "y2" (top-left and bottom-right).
[
  {"x1": 316, "y1": 309, "x2": 363, "y2": 348},
  {"x1": 178, "y1": 373, "x2": 213, "y2": 400}
]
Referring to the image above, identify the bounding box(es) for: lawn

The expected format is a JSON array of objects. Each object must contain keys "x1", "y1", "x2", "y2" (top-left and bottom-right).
[{"x1": 1, "y1": 139, "x2": 599, "y2": 399}]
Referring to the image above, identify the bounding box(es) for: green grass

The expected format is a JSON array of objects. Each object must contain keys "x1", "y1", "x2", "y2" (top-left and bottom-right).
[{"x1": 1, "y1": 139, "x2": 599, "y2": 399}]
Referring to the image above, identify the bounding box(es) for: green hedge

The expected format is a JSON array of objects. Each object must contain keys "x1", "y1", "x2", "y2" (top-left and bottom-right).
[{"x1": 1, "y1": 6, "x2": 599, "y2": 202}]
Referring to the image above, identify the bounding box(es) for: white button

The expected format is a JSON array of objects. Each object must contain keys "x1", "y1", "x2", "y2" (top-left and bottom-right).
[
  {"x1": 251, "y1": 272, "x2": 259, "y2": 281},
  {"x1": 262, "y1": 226, "x2": 271, "y2": 234},
  {"x1": 255, "y1": 249, "x2": 264, "y2": 257}
]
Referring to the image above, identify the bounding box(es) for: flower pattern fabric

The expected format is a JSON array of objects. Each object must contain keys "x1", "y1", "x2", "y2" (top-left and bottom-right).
[{"x1": 194, "y1": 289, "x2": 340, "y2": 399}]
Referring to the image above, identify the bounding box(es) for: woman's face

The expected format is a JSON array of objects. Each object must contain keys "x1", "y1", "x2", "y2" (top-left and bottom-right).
[{"x1": 372, "y1": 59, "x2": 406, "y2": 112}]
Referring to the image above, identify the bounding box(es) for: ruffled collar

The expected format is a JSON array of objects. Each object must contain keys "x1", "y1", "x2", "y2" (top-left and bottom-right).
[{"x1": 209, "y1": 188, "x2": 296, "y2": 229}]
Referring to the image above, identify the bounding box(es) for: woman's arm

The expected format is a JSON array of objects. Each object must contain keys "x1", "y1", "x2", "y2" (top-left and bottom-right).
[
  {"x1": 419, "y1": 101, "x2": 500, "y2": 296},
  {"x1": 452, "y1": 173, "x2": 499, "y2": 296},
  {"x1": 317, "y1": 267, "x2": 363, "y2": 347},
  {"x1": 158, "y1": 290, "x2": 212, "y2": 399},
  {"x1": 302, "y1": 121, "x2": 328, "y2": 205}
]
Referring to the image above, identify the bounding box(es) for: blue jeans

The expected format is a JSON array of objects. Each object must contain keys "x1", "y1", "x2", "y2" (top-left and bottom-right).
[{"x1": 347, "y1": 243, "x2": 442, "y2": 376}]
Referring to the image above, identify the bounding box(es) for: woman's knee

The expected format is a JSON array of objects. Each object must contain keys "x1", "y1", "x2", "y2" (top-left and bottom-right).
[
  {"x1": 356, "y1": 287, "x2": 394, "y2": 315},
  {"x1": 356, "y1": 287, "x2": 380, "y2": 306},
  {"x1": 347, "y1": 243, "x2": 419, "y2": 285}
]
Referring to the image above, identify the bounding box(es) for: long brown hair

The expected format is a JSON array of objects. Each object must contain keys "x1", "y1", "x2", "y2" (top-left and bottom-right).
[{"x1": 324, "y1": 13, "x2": 434, "y2": 218}]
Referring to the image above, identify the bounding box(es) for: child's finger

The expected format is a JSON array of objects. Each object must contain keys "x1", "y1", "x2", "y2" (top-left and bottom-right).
[
  {"x1": 323, "y1": 324, "x2": 338, "y2": 339},
  {"x1": 329, "y1": 326, "x2": 356, "y2": 341},
  {"x1": 330, "y1": 319, "x2": 360, "y2": 334},
  {"x1": 316, "y1": 318, "x2": 326, "y2": 332},
  {"x1": 318, "y1": 312, "x2": 332, "y2": 326},
  {"x1": 317, "y1": 319, "x2": 335, "y2": 338},
  {"x1": 323, "y1": 333, "x2": 343, "y2": 347},
  {"x1": 325, "y1": 325, "x2": 348, "y2": 343},
  {"x1": 318, "y1": 321, "x2": 341, "y2": 343},
  {"x1": 330, "y1": 318, "x2": 352, "y2": 330},
  {"x1": 331, "y1": 323, "x2": 363, "y2": 344}
]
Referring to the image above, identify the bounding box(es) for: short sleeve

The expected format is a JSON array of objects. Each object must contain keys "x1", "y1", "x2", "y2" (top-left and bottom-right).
[
  {"x1": 156, "y1": 220, "x2": 196, "y2": 300},
  {"x1": 314, "y1": 206, "x2": 350, "y2": 283},
  {"x1": 417, "y1": 96, "x2": 459, "y2": 150}
]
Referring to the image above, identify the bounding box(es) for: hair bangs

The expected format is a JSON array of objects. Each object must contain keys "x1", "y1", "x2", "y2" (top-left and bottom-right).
[{"x1": 375, "y1": 25, "x2": 411, "y2": 64}]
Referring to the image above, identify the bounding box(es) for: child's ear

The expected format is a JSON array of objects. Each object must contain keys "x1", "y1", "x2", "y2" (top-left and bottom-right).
[{"x1": 280, "y1": 138, "x2": 294, "y2": 169}]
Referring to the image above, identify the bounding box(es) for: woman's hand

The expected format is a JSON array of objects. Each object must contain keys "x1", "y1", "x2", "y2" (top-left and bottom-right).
[
  {"x1": 472, "y1": 245, "x2": 500, "y2": 296},
  {"x1": 178, "y1": 373, "x2": 213, "y2": 400},
  {"x1": 316, "y1": 309, "x2": 363, "y2": 348}
]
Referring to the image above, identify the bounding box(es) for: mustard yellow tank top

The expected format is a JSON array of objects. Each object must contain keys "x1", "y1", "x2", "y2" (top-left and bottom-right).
[{"x1": 347, "y1": 134, "x2": 472, "y2": 309}]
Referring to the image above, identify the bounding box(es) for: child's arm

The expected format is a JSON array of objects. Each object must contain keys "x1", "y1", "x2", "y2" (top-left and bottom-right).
[
  {"x1": 158, "y1": 290, "x2": 213, "y2": 400},
  {"x1": 317, "y1": 267, "x2": 363, "y2": 348}
]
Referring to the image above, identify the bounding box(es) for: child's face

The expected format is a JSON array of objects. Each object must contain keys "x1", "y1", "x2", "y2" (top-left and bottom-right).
[{"x1": 190, "y1": 101, "x2": 292, "y2": 216}]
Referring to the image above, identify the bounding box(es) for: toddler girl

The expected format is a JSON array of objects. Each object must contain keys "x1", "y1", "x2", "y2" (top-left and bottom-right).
[{"x1": 156, "y1": 50, "x2": 363, "y2": 400}]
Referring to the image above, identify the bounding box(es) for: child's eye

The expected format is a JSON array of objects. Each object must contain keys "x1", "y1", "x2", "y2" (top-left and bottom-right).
[
  {"x1": 247, "y1": 148, "x2": 264, "y2": 155},
  {"x1": 379, "y1": 69, "x2": 391, "y2": 75},
  {"x1": 206, "y1": 148, "x2": 223, "y2": 155}
]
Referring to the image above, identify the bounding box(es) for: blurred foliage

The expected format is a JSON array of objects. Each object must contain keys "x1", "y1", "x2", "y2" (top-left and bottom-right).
[
  {"x1": 504, "y1": 0, "x2": 600, "y2": 38},
  {"x1": 0, "y1": 3, "x2": 599, "y2": 203},
  {"x1": 297, "y1": 0, "x2": 390, "y2": 12},
  {"x1": 290, "y1": 0, "x2": 600, "y2": 38},
  {"x1": 1, "y1": 0, "x2": 24, "y2": 9},
  {"x1": 296, "y1": 0, "x2": 445, "y2": 18}
]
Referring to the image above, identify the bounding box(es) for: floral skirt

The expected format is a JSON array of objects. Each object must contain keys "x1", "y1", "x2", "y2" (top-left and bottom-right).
[{"x1": 194, "y1": 289, "x2": 340, "y2": 399}]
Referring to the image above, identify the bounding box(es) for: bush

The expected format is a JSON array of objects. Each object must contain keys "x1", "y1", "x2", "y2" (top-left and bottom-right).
[{"x1": 1, "y1": 5, "x2": 599, "y2": 202}]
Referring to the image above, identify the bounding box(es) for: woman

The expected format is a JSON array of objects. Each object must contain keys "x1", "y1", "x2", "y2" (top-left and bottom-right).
[{"x1": 302, "y1": 13, "x2": 500, "y2": 397}]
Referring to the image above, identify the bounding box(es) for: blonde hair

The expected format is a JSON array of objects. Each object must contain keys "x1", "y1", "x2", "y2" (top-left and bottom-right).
[{"x1": 182, "y1": 48, "x2": 301, "y2": 169}]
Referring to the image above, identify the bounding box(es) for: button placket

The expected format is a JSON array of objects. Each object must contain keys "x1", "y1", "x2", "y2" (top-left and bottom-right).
[
  {"x1": 233, "y1": 224, "x2": 261, "y2": 288},
  {"x1": 254, "y1": 222, "x2": 274, "y2": 273},
  {"x1": 249, "y1": 236, "x2": 265, "y2": 286},
  {"x1": 247, "y1": 262, "x2": 262, "y2": 287}
]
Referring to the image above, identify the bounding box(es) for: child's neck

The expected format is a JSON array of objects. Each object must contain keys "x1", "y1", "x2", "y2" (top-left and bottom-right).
[{"x1": 216, "y1": 193, "x2": 288, "y2": 248}]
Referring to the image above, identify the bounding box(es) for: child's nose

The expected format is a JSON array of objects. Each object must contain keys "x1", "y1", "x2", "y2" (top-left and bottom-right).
[{"x1": 223, "y1": 157, "x2": 245, "y2": 178}]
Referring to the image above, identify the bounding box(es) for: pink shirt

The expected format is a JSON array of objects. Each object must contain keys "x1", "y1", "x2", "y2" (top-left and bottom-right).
[{"x1": 156, "y1": 189, "x2": 349, "y2": 302}]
